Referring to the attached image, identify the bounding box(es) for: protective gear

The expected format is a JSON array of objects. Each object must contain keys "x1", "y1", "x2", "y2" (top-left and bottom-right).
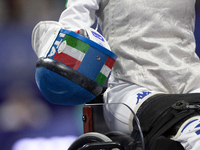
[
  {"x1": 32, "y1": 21, "x2": 64, "y2": 58},
  {"x1": 131, "y1": 93, "x2": 200, "y2": 150},
  {"x1": 32, "y1": 21, "x2": 117, "y2": 105}
]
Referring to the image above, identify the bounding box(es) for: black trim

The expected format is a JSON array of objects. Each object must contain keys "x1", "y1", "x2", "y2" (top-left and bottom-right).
[{"x1": 36, "y1": 57, "x2": 103, "y2": 96}]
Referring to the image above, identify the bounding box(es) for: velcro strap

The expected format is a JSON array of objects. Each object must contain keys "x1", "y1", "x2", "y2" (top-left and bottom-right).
[{"x1": 134, "y1": 93, "x2": 200, "y2": 132}]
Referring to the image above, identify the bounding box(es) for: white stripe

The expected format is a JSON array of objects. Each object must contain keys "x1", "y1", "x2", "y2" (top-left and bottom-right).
[
  {"x1": 59, "y1": 33, "x2": 65, "y2": 38},
  {"x1": 100, "y1": 65, "x2": 111, "y2": 77},
  {"x1": 63, "y1": 44, "x2": 85, "y2": 61},
  {"x1": 58, "y1": 41, "x2": 66, "y2": 54}
]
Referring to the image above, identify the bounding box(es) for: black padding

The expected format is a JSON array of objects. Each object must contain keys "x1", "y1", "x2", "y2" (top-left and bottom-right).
[
  {"x1": 132, "y1": 93, "x2": 200, "y2": 149},
  {"x1": 36, "y1": 57, "x2": 103, "y2": 96},
  {"x1": 135, "y1": 93, "x2": 200, "y2": 132},
  {"x1": 150, "y1": 136, "x2": 184, "y2": 150}
]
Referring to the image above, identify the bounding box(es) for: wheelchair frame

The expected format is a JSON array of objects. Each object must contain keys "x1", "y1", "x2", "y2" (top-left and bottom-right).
[{"x1": 68, "y1": 91, "x2": 145, "y2": 150}]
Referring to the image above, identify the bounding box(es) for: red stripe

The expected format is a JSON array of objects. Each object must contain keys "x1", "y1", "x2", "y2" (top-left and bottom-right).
[
  {"x1": 105, "y1": 57, "x2": 115, "y2": 69},
  {"x1": 53, "y1": 52, "x2": 81, "y2": 70}
]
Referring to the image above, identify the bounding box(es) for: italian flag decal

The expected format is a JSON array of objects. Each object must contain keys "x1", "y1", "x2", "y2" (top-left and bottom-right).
[
  {"x1": 52, "y1": 30, "x2": 116, "y2": 87},
  {"x1": 95, "y1": 57, "x2": 115, "y2": 86},
  {"x1": 53, "y1": 34, "x2": 90, "y2": 70}
]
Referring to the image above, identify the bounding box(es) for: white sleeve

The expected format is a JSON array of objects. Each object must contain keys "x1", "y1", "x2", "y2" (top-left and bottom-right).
[{"x1": 58, "y1": 0, "x2": 100, "y2": 31}]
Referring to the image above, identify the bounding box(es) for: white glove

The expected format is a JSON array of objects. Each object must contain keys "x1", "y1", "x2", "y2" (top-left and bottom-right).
[
  {"x1": 32, "y1": 21, "x2": 111, "y2": 59},
  {"x1": 32, "y1": 21, "x2": 64, "y2": 58}
]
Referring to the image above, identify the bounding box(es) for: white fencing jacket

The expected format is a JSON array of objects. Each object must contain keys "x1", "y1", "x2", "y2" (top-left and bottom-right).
[{"x1": 59, "y1": 0, "x2": 200, "y2": 94}]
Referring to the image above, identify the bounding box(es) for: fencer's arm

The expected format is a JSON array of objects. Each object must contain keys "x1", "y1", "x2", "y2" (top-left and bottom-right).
[
  {"x1": 58, "y1": 0, "x2": 101, "y2": 31},
  {"x1": 32, "y1": 0, "x2": 100, "y2": 57}
]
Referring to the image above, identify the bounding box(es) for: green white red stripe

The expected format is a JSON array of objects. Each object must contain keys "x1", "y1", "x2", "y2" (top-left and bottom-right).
[
  {"x1": 95, "y1": 57, "x2": 115, "y2": 86},
  {"x1": 62, "y1": 44, "x2": 85, "y2": 62},
  {"x1": 53, "y1": 34, "x2": 90, "y2": 70}
]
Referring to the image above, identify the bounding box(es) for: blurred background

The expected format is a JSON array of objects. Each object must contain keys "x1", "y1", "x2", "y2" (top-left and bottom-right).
[
  {"x1": 0, "y1": 0, "x2": 83, "y2": 150},
  {"x1": 0, "y1": 0, "x2": 199, "y2": 150}
]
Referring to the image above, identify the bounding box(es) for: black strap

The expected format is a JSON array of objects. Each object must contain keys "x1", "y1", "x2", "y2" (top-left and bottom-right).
[
  {"x1": 36, "y1": 57, "x2": 103, "y2": 96},
  {"x1": 145, "y1": 107, "x2": 196, "y2": 149}
]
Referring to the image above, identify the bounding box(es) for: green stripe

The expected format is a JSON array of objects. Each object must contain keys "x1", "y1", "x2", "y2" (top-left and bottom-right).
[
  {"x1": 65, "y1": 0, "x2": 68, "y2": 8},
  {"x1": 64, "y1": 35, "x2": 90, "y2": 54},
  {"x1": 95, "y1": 72, "x2": 107, "y2": 86}
]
